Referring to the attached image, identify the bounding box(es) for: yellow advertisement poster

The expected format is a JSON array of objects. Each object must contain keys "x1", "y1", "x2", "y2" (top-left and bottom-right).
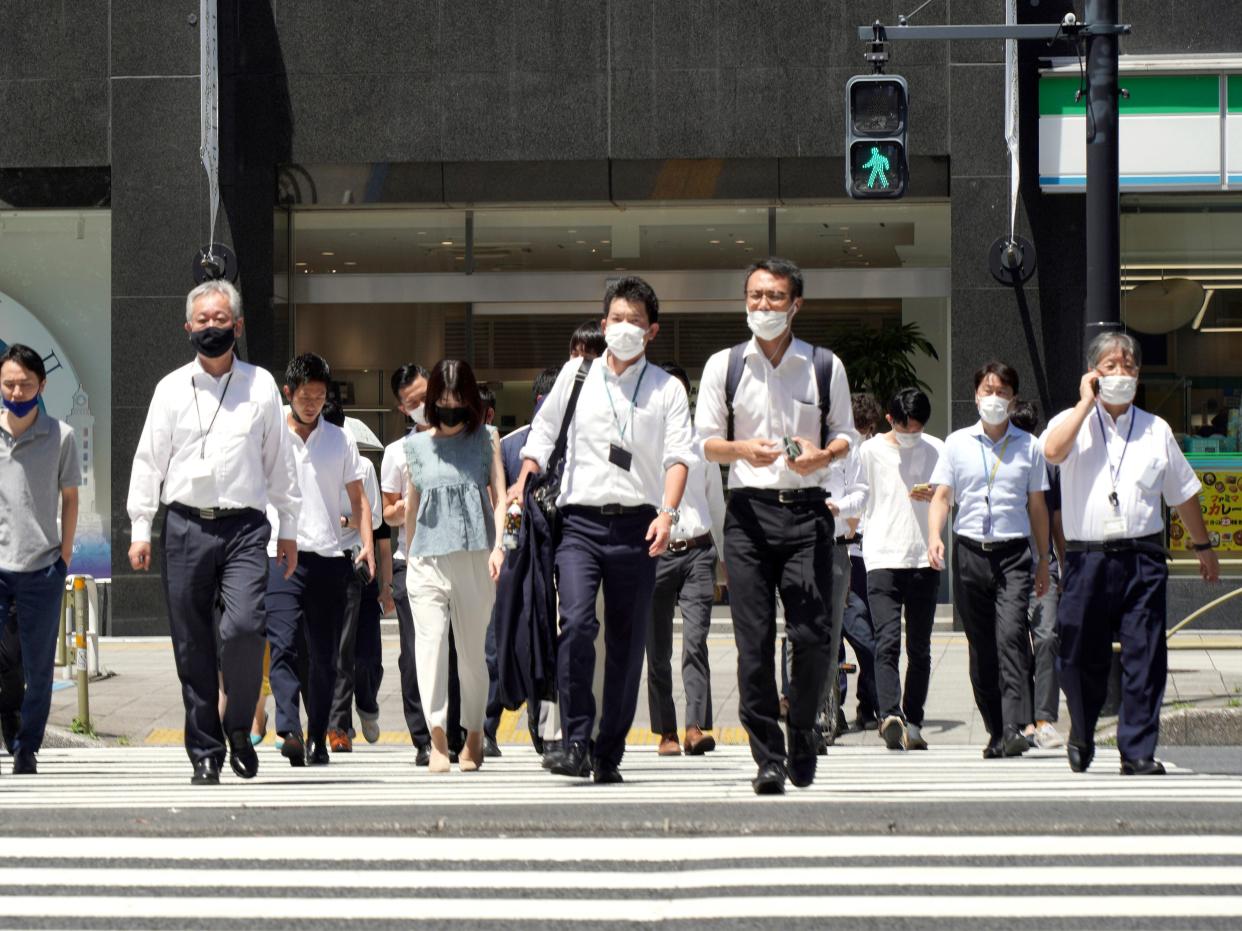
[{"x1": 1169, "y1": 458, "x2": 1242, "y2": 554}]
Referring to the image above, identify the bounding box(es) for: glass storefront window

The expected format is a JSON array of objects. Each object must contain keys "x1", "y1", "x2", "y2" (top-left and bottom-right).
[
  {"x1": 775, "y1": 202, "x2": 949, "y2": 269},
  {"x1": 292, "y1": 208, "x2": 466, "y2": 274}
]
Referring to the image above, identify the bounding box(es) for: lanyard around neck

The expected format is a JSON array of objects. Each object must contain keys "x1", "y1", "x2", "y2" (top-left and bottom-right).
[
  {"x1": 1094, "y1": 404, "x2": 1136, "y2": 506},
  {"x1": 978, "y1": 432, "x2": 1011, "y2": 502},
  {"x1": 602, "y1": 361, "x2": 648, "y2": 444},
  {"x1": 192, "y1": 370, "x2": 234, "y2": 459}
]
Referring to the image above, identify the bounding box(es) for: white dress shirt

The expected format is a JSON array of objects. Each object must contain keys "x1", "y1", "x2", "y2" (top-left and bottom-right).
[
  {"x1": 520, "y1": 353, "x2": 695, "y2": 508},
  {"x1": 930, "y1": 422, "x2": 1049, "y2": 542},
  {"x1": 1040, "y1": 402, "x2": 1201, "y2": 542},
  {"x1": 695, "y1": 336, "x2": 858, "y2": 490},
  {"x1": 381, "y1": 430, "x2": 415, "y2": 561},
  {"x1": 856, "y1": 433, "x2": 944, "y2": 570},
  {"x1": 339, "y1": 456, "x2": 382, "y2": 553},
  {"x1": 127, "y1": 357, "x2": 300, "y2": 543},
  {"x1": 266, "y1": 410, "x2": 364, "y2": 559},
  {"x1": 673, "y1": 448, "x2": 727, "y2": 554},
  {"x1": 825, "y1": 444, "x2": 867, "y2": 523}
]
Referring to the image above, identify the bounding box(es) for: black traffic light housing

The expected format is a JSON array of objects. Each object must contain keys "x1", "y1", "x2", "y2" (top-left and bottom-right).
[{"x1": 845, "y1": 75, "x2": 908, "y2": 199}]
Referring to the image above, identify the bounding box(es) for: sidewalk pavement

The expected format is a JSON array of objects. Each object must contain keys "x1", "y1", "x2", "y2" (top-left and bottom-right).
[{"x1": 45, "y1": 628, "x2": 1242, "y2": 751}]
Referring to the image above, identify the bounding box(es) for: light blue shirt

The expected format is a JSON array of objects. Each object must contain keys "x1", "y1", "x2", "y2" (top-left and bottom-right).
[{"x1": 929, "y1": 421, "x2": 1048, "y2": 542}]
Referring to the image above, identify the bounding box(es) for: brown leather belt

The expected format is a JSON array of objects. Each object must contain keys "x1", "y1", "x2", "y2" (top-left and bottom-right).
[{"x1": 665, "y1": 532, "x2": 714, "y2": 555}]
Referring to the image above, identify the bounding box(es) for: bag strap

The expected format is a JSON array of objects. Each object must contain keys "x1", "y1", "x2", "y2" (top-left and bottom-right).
[
  {"x1": 545, "y1": 357, "x2": 593, "y2": 477},
  {"x1": 812, "y1": 345, "x2": 835, "y2": 449},
  {"x1": 723, "y1": 342, "x2": 747, "y2": 442}
]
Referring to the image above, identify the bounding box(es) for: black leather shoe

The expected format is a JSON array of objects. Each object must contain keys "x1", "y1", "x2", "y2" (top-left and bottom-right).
[
  {"x1": 307, "y1": 736, "x2": 330, "y2": 766},
  {"x1": 1121, "y1": 756, "x2": 1166, "y2": 776},
  {"x1": 190, "y1": 757, "x2": 219, "y2": 786},
  {"x1": 752, "y1": 761, "x2": 787, "y2": 796},
  {"x1": 1001, "y1": 725, "x2": 1030, "y2": 758},
  {"x1": 12, "y1": 749, "x2": 37, "y2": 775},
  {"x1": 228, "y1": 729, "x2": 258, "y2": 779},
  {"x1": 592, "y1": 760, "x2": 623, "y2": 784},
  {"x1": 550, "y1": 741, "x2": 592, "y2": 778},
  {"x1": 853, "y1": 714, "x2": 879, "y2": 732},
  {"x1": 281, "y1": 732, "x2": 306, "y2": 767},
  {"x1": 1066, "y1": 741, "x2": 1094, "y2": 773},
  {"x1": 483, "y1": 735, "x2": 502, "y2": 758},
  {"x1": 983, "y1": 736, "x2": 1003, "y2": 759},
  {"x1": 0, "y1": 711, "x2": 19, "y2": 755},
  {"x1": 541, "y1": 740, "x2": 564, "y2": 771},
  {"x1": 414, "y1": 743, "x2": 431, "y2": 767},
  {"x1": 787, "y1": 727, "x2": 818, "y2": 788}
]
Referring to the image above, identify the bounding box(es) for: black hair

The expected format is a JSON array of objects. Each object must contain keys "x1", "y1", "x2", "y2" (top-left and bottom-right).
[
  {"x1": 390, "y1": 362, "x2": 430, "y2": 400},
  {"x1": 425, "y1": 359, "x2": 484, "y2": 433},
  {"x1": 888, "y1": 387, "x2": 931, "y2": 427},
  {"x1": 743, "y1": 256, "x2": 804, "y2": 300},
  {"x1": 478, "y1": 384, "x2": 496, "y2": 413},
  {"x1": 321, "y1": 399, "x2": 346, "y2": 428},
  {"x1": 603, "y1": 275, "x2": 659, "y2": 325},
  {"x1": 1009, "y1": 398, "x2": 1040, "y2": 434},
  {"x1": 973, "y1": 360, "x2": 1020, "y2": 393},
  {"x1": 659, "y1": 361, "x2": 691, "y2": 396},
  {"x1": 568, "y1": 320, "x2": 606, "y2": 358},
  {"x1": 285, "y1": 352, "x2": 331, "y2": 391},
  {"x1": 0, "y1": 343, "x2": 47, "y2": 383},
  {"x1": 851, "y1": 392, "x2": 883, "y2": 436},
  {"x1": 532, "y1": 365, "x2": 560, "y2": 401}
]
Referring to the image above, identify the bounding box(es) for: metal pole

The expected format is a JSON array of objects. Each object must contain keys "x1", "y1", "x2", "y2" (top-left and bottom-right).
[
  {"x1": 1084, "y1": 0, "x2": 1122, "y2": 342},
  {"x1": 57, "y1": 583, "x2": 68, "y2": 668},
  {"x1": 72, "y1": 577, "x2": 90, "y2": 730}
]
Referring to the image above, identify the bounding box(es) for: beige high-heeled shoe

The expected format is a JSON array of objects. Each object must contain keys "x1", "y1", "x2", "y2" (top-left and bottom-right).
[
  {"x1": 458, "y1": 730, "x2": 484, "y2": 772},
  {"x1": 428, "y1": 727, "x2": 451, "y2": 774}
]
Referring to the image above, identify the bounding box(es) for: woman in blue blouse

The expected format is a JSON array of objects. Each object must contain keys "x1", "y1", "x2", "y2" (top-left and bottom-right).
[{"x1": 403, "y1": 360, "x2": 506, "y2": 773}]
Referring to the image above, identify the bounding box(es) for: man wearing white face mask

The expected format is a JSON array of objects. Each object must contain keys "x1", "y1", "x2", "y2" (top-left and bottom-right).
[
  {"x1": 1041, "y1": 332, "x2": 1218, "y2": 776},
  {"x1": 926, "y1": 361, "x2": 1051, "y2": 760},
  {"x1": 696, "y1": 257, "x2": 858, "y2": 795},
  {"x1": 513, "y1": 276, "x2": 693, "y2": 784}
]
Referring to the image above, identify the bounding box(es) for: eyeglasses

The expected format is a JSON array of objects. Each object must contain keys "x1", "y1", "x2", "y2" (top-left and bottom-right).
[{"x1": 746, "y1": 289, "x2": 791, "y2": 305}]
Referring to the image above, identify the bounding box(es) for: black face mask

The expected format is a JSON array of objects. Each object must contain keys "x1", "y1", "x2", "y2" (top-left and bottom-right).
[
  {"x1": 189, "y1": 325, "x2": 237, "y2": 359},
  {"x1": 435, "y1": 405, "x2": 469, "y2": 428}
]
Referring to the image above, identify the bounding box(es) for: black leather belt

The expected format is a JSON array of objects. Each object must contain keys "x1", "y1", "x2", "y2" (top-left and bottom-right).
[
  {"x1": 835, "y1": 534, "x2": 861, "y2": 546},
  {"x1": 956, "y1": 535, "x2": 1029, "y2": 555},
  {"x1": 565, "y1": 503, "x2": 656, "y2": 517},
  {"x1": 734, "y1": 487, "x2": 827, "y2": 506},
  {"x1": 666, "y1": 532, "x2": 713, "y2": 554},
  {"x1": 1066, "y1": 533, "x2": 1165, "y2": 554},
  {"x1": 169, "y1": 502, "x2": 256, "y2": 521}
]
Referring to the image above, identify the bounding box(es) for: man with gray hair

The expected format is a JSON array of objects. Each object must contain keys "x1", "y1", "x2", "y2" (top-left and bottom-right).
[
  {"x1": 1041, "y1": 331, "x2": 1218, "y2": 776},
  {"x1": 128, "y1": 279, "x2": 300, "y2": 785}
]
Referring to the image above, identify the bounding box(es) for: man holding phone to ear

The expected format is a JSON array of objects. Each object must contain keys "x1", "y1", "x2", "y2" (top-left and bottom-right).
[{"x1": 1041, "y1": 332, "x2": 1217, "y2": 776}]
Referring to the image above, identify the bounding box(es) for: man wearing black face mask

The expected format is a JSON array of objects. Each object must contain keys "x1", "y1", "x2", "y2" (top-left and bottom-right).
[{"x1": 128, "y1": 279, "x2": 301, "y2": 786}]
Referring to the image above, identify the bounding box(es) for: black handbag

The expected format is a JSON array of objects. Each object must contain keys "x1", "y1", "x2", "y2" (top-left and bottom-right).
[{"x1": 526, "y1": 357, "x2": 593, "y2": 537}]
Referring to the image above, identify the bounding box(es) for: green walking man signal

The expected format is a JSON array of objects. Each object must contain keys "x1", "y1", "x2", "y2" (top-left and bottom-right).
[{"x1": 845, "y1": 75, "x2": 908, "y2": 199}]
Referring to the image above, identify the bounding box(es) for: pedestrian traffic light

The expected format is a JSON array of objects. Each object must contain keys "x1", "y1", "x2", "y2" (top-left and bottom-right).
[{"x1": 845, "y1": 75, "x2": 908, "y2": 199}]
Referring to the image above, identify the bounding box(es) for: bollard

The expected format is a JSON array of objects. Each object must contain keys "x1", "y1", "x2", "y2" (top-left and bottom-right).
[
  {"x1": 72, "y1": 577, "x2": 90, "y2": 730},
  {"x1": 57, "y1": 584, "x2": 69, "y2": 668}
]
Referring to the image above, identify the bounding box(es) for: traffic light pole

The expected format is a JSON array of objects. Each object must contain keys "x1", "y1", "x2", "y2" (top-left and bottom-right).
[{"x1": 1084, "y1": 0, "x2": 1123, "y2": 339}]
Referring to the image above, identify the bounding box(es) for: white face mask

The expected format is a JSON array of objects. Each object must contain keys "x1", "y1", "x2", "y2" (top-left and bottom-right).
[
  {"x1": 409, "y1": 403, "x2": 428, "y2": 427},
  {"x1": 977, "y1": 395, "x2": 1011, "y2": 426},
  {"x1": 746, "y1": 308, "x2": 791, "y2": 342},
  {"x1": 605, "y1": 320, "x2": 648, "y2": 362},
  {"x1": 1097, "y1": 374, "x2": 1137, "y2": 405},
  {"x1": 893, "y1": 429, "x2": 922, "y2": 448}
]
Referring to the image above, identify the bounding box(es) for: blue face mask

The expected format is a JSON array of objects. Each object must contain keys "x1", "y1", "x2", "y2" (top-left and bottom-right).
[{"x1": 2, "y1": 395, "x2": 40, "y2": 417}]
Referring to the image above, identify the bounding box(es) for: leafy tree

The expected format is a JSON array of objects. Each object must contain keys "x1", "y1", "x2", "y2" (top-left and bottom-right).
[{"x1": 832, "y1": 322, "x2": 939, "y2": 410}]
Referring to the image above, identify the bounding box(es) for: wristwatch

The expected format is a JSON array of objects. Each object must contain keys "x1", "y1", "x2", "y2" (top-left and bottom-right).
[
  {"x1": 657, "y1": 506, "x2": 681, "y2": 525},
  {"x1": 1191, "y1": 540, "x2": 1214, "y2": 552}
]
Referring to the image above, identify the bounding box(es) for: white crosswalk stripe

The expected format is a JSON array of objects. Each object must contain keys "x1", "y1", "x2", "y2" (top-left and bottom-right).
[
  {"x1": 1, "y1": 834, "x2": 1241, "y2": 926},
  {"x1": 4, "y1": 744, "x2": 1242, "y2": 809}
]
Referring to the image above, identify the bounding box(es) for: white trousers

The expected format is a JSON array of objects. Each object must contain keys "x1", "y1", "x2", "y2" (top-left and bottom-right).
[{"x1": 407, "y1": 549, "x2": 494, "y2": 733}]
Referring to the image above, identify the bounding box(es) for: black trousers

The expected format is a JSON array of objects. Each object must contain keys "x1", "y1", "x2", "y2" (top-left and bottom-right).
[
  {"x1": 330, "y1": 573, "x2": 384, "y2": 730},
  {"x1": 952, "y1": 537, "x2": 1034, "y2": 736},
  {"x1": 646, "y1": 543, "x2": 716, "y2": 734},
  {"x1": 1058, "y1": 547, "x2": 1167, "y2": 760},
  {"x1": 391, "y1": 559, "x2": 461, "y2": 750},
  {"x1": 161, "y1": 507, "x2": 269, "y2": 765},
  {"x1": 555, "y1": 507, "x2": 657, "y2": 768},
  {"x1": 266, "y1": 552, "x2": 349, "y2": 742},
  {"x1": 868, "y1": 567, "x2": 939, "y2": 727},
  {"x1": 724, "y1": 492, "x2": 834, "y2": 768},
  {"x1": 839, "y1": 553, "x2": 879, "y2": 720},
  {"x1": 0, "y1": 608, "x2": 23, "y2": 743}
]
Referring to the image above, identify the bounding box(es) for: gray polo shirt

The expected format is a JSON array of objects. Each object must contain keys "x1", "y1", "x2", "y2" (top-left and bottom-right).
[{"x1": 0, "y1": 409, "x2": 81, "y2": 572}]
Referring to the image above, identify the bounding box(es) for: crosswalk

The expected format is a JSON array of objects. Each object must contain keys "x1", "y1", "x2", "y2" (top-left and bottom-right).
[
  {"x1": 1, "y1": 833, "x2": 1241, "y2": 927},
  {"x1": 4, "y1": 744, "x2": 1242, "y2": 809}
]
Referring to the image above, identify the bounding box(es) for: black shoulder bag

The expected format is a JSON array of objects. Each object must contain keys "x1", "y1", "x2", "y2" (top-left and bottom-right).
[{"x1": 527, "y1": 357, "x2": 593, "y2": 540}]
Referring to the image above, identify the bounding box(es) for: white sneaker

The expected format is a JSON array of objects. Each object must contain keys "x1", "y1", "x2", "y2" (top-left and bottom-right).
[
  {"x1": 905, "y1": 723, "x2": 929, "y2": 751},
  {"x1": 1034, "y1": 721, "x2": 1064, "y2": 749},
  {"x1": 880, "y1": 715, "x2": 906, "y2": 751},
  {"x1": 359, "y1": 711, "x2": 381, "y2": 744}
]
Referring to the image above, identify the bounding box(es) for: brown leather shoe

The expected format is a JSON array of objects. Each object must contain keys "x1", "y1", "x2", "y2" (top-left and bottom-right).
[
  {"x1": 327, "y1": 728, "x2": 352, "y2": 753},
  {"x1": 657, "y1": 732, "x2": 682, "y2": 756},
  {"x1": 684, "y1": 726, "x2": 716, "y2": 756}
]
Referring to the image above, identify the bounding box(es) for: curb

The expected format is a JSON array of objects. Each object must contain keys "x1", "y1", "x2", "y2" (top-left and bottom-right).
[
  {"x1": 40, "y1": 725, "x2": 104, "y2": 749},
  {"x1": 1158, "y1": 707, "x2": 1242, "y2": 746}
]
